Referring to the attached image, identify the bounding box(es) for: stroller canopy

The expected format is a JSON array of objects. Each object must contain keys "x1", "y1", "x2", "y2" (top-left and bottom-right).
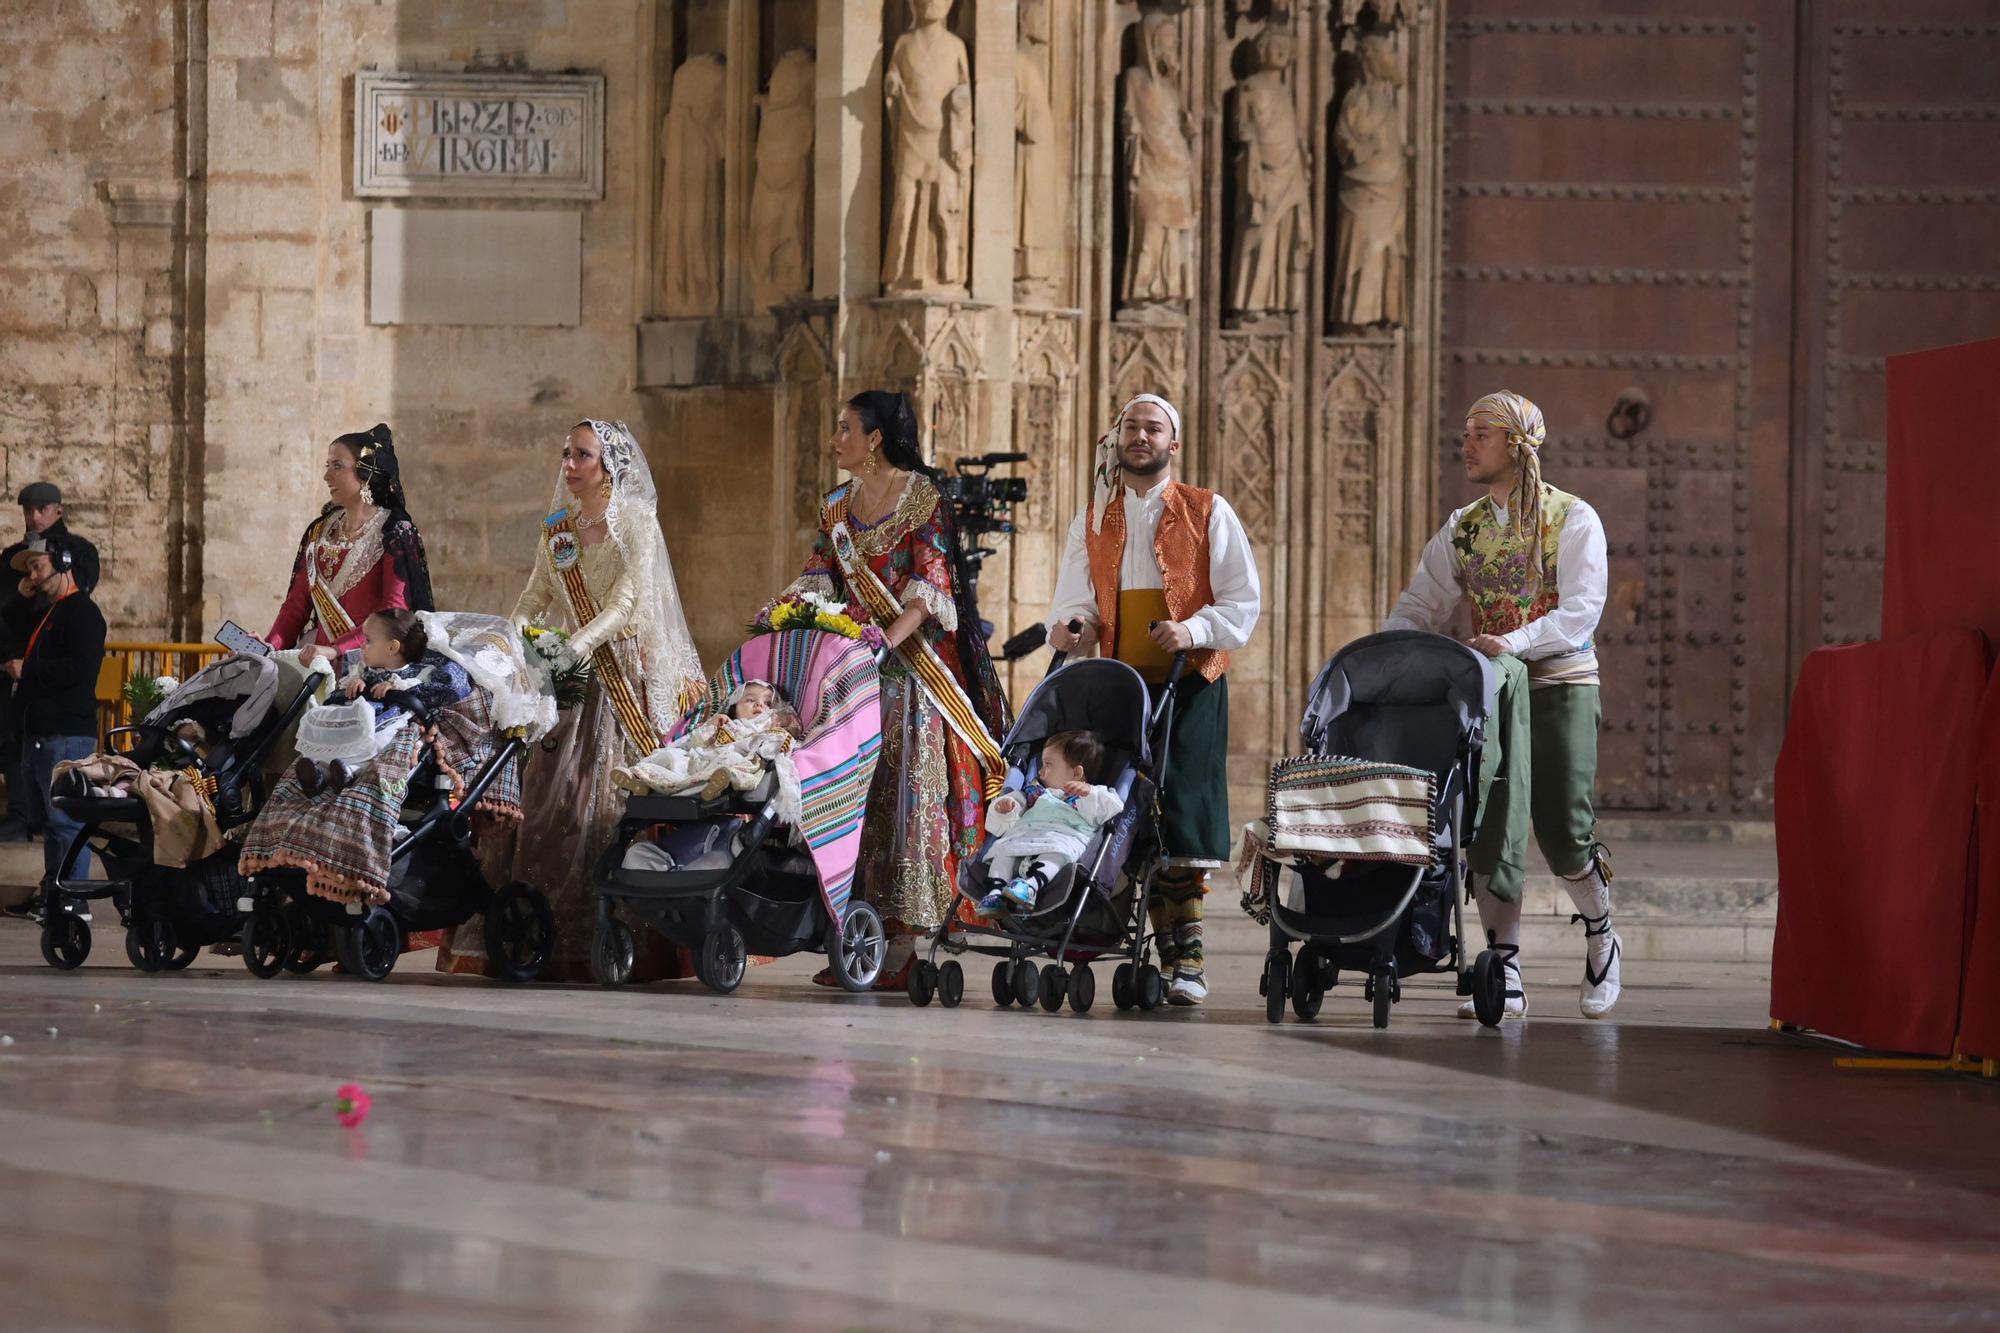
[
  {"x1": 144, "y1": 652, "x2": 291, "y2": 741},
  {"x1": 1301, "y1": 630, "x2": 1495, "y2": 761},
  {"x1": 419, "y1": 610, "x2": 557, "y2": 744},
  {"x1": 1005, "y1": 658, "x2": 1153, "y2": 767}
]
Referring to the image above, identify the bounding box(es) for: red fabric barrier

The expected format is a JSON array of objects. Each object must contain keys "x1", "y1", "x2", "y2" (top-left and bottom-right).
[
  {"x1": 1957, "y1": 665, "x2": 2000, "y2": 1062},
  {"x1": 1771, "y1": 630, "x2": 1991, "y2": 1055},
  {"x1": 1884, "y1": 336, "x2": 2000, "y2": 642}
]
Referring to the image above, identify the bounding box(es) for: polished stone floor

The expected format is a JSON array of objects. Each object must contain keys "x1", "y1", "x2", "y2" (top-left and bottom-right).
[{"x1": 3, "y1": 905, "x2": 1998, "y2": 1330}]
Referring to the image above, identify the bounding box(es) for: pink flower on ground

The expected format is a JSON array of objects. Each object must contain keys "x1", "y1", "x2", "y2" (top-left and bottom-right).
[{"x1": 334, "y1": 1082, "x2": 372, "y2": 1128}]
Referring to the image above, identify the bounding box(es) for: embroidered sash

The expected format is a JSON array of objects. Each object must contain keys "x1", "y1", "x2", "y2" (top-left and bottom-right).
[
  {"x1": 825, "y1": 518, "x2": 1005, "y2": 797},
  {"x1": 307, "y1": 567, "x2": 356, "y2": 643},
  {"x1": 544, "y1": 514, "x2": 659, "y2": 755}
]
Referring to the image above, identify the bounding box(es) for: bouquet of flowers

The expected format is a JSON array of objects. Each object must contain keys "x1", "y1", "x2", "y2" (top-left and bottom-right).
[
  {"x1": 751, "y1": 591, "x2": 883, "y2": 648},
  {"x1": 124, "y1": 673, "x2": 176, "y2": 722},
  {"x1": 522, "y1": 624, "x2": 593, "y2": 710}
]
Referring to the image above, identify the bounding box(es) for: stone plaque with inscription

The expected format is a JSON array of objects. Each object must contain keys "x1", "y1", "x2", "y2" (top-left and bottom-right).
[{"x1": 354, "y1": 71, "x2": 604, "y2": 200}]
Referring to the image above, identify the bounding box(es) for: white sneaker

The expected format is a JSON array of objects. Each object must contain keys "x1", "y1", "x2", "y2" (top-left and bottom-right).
[
  {"x1": 1576, "y1": 914, "x2": 1622, "y2": 1019},
  {"x1": 1168, "y1": 967, "x2": 1207, "y2": 1006}
]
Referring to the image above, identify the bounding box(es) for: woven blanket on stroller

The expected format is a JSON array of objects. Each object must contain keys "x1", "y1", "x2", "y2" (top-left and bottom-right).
[
  {"x1": 241, "y1": 689, "x2": 521, "y2": 905},
  {"x1": 1264, "y1": 755, "x2": 1435, "y2": 864}
]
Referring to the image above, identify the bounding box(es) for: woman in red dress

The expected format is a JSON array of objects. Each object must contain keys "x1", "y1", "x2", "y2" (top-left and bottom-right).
[{"x1": 267, "y1": 424, "x2": 433, "y2": 663}]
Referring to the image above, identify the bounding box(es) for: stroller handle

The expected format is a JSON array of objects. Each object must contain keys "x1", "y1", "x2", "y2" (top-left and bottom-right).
[{"x1": 1046, "y1": 618, "x2": 1085, "y2": 677}]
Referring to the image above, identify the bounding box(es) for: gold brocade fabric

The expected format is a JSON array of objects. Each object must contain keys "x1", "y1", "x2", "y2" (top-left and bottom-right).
[{"x1": 1113, "y1": 589, "x2": 1174, "y2": 683}]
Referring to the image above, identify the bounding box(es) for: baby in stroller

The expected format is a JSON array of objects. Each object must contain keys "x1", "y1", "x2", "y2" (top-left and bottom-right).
[
  {"x1": 292, "y1": 608, "x2": 470, "y2": 795},
  {"x1": 972, "y1": 730, "x2": 1124, "y2": 918},
  {"x1": 614, "y1": 679, "x2": 806, "y2": 872}
]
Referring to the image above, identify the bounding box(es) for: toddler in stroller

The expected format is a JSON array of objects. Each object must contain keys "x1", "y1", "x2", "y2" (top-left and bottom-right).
[
  {"x1": 238, "y1": 612, "x2": 556, "y2": 982},
  {"x1": 593, "y1": 629, "x2": 889, "y2": 995},
  {"x1": 36, "y1": 649, "x2": 322, "y2": 971},
  {"x1": 906, "y1": 654, "x2": 1186, "y2": 1015},
  {"x1": 970, "y1": 730, "x2": 1124, "y2": 917},
  {"x1": 292, "y1": 608, "x2": 471, "y2": 795}
]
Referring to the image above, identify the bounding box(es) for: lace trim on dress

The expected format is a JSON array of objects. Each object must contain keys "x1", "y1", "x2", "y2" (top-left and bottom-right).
[
  {"x1": 317, "y1": 508, "x2": 390, "y2": 603},
  {"x1": 901, "y1": 578, "x2": 957, "y2": 634}
]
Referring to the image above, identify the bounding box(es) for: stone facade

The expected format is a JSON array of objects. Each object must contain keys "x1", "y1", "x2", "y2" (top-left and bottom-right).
[{"x1": 4, "y1": 0, "x2": 1442, "y2": 775}]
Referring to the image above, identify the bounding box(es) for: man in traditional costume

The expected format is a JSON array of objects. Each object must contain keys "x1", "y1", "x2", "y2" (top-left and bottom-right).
[
  {"x1": 1384, "y1": 389, "x2": 1620, "y2": 1019},
  {"x1": 1048, "y1": 394, "x2": 1262, "y2": 1005}
]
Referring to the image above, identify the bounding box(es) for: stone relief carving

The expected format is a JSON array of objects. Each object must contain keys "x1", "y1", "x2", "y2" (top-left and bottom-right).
[
  {"x1": 749, "y1": 49, "x2": 816, "y2": 312},
  {"x1": 1218, "y1": 333, "x2": 1292, "y2": 543},
  {"x1": 883, "y1": 0, "x2": 973, "y2": 295},
  {"x1": 1013, "y1": 311, "x2": 1079, "y2": 525},
  {"x1": 1227, "y1": 26, "x2": 1310, "y2": 321},
  {"x1": 1109, "y1": 322, "x2": 1188, "y2": 425},
  {"x1": 1014, "y1": 0, "x2": 1061, "y2": 303},
  {"x1": 655, "y1": 52, "x2": 726, "y2": 318},
  {"x1": 1119, "y1": 12, "x2": 1195, "y2": 314},
  {"x1": 1331, "y1": 31, "x2": 1408, "y2": 328},
  {"x1": 1319, "y1": 344, "x2": 1393, "y2": 547}
]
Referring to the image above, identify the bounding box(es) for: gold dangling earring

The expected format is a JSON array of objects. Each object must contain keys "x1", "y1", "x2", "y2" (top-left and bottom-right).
[
  {"x1": 866, "y1": 446, "x2": 879, "y2": 476},
  {"x1": 599, "y1": 476, "x2": 614, "y2": 501}
]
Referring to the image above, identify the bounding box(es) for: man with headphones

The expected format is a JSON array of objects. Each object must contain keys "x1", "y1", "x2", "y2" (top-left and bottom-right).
[
  {"x1": 0, "y1": 533, "x2": 106, "y2": 914},
  {"x1": 0, "y1": 482, "x2": 100, "y2": 843}
]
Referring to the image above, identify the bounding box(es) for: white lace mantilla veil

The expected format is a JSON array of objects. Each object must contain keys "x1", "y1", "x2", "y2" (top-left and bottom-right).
[
  {"x1": 551, "y1": 419, "x2": 706, "y2": 734},
  {"x1": 416, "y1": 610, "x2": 557, "y2": 743}
]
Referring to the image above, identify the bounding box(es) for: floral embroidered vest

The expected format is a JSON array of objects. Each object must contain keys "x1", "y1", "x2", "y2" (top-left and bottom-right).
[
  {"x1": 1084, "y1": 481, "x2": 1228, "y2": 682},
  {"x1": 1451, "y1": 484, "x2": 1578, "y2": 637}
]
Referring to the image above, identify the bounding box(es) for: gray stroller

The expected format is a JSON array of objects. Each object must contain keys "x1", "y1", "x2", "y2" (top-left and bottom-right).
[{"x1": 1254, "y1": 630, "x2": 1508, "y2": 1028}]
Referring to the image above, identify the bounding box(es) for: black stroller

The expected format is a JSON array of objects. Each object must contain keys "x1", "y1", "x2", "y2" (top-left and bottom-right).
[
  {"x1": 240, "y1": 614, "x2": 556, "y2": 983},
  {"x1": 39, "y1": 652, "x2": 321, "y2": 973},
  {"x1": 1254, "y1": 630, "x2": 1508, "y2": 1028},
  {"x1": 905, "y1": 653, "x2": 1190, "y2": 1015}
]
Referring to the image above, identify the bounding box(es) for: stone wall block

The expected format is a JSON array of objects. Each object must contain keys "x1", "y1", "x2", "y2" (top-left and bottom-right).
[{"x1": 208, "y1": 0, "x2": 277, "y2": 59}]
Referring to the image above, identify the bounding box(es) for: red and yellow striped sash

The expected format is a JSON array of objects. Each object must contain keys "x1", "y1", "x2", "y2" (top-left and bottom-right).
[
  {"x1": 545, "y1": 517, "x2": 660, "y2": 756},
  {"x1": 826, "y1": 518, "x2": 1004, "y2": 797}
]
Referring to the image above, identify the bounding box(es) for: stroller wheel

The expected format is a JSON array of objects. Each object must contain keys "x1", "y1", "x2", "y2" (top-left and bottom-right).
[
  {"x1": 485, "y1": 881, "x2": 557, "y2": 984},
  {"x1": 1470, "y1": 949, "x2": 1506, "y2": 1027},
  {"x1": 165, "y1": 943, "x2": 201, "y2": 971},
  {"x1": 1292, "y1": 979, "x2": 1324, "y2": 1022},
  {"x1": 1263, "y1": 952, "x2": 1290, "y2": 1024},
  {"x1": 125, "y1": 917, "x2": 175, "y2": 973},
  {"x1": 1371, "y1": 974, "x2": 1393, "y2": 1029},
  {"x1": 906, "y1": 958, "x2": 937, "y2": 1007},
  {"x1": 1135, "y1": 963, "x2": 1164, "y2": 1012},
  {"x1": 1011, "y1": 959, "x2": 1040, "y2": 1009},
  {"x1": 39, "y1": 914, "x2": 90, "y2": 970},
  {"x1": 1038, "y1": 965, "x2": 1067, "y2": 1013},
  {"x1": 991, "y1": 961, "x2": 1015, "y2": 1007},
  {"x1": 938, "y1": 960, "x2": 965, "y2": 1008},
  {"x1": 241, "y1": 906, "x2": 291, "y2": 980},
  {"x1": 592, "y1": 917, "x2": 636, "y2": 989},
  {"x1": 1112, "y1": 962, "x2": 1136, "y2": 1012},
  {"x1": 828, "y1": 902, "x2": 886, "y2": 992},
  {"x1": 699, "y1": 924, "x2": 748, "y2": 995},
  {"x1": 1067, "y1": 964, "x2": 1096, "y2": 1014},
  {"x1": 336, "y1": 907, "x2": 401, "y2": 982}
]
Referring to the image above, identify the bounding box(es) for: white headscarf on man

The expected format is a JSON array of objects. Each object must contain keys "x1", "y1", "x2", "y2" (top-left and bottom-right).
[
  {"x1": 1091, "y1": 392, "x2": 1183, "y2": 534},
  {"x1": 1466, "y1": 389, "x2": 1551, "y2": 594},
  {"x1": 550, "y1": 419, "x2": 707, "y2": 732}
]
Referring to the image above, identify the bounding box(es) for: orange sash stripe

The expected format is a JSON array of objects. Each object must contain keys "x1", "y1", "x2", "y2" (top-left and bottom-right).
[{"x1": 545, "y1": 518, "x2": 660, "y2": 755}]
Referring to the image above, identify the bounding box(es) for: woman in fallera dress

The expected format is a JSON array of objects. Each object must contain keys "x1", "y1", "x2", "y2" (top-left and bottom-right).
[
  {"x1": 774, "y1": 390, "x2": 1011, "y2": 989},
  {"x1": 438, "y1": 419, "x2": 706, "y2": 982}
]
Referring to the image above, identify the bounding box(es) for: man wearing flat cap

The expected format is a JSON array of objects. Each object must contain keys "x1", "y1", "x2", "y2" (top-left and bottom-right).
[
  {"x1": 0, "y1": 533, "x2": 105, "y2": 909},
  {"x1": 0, "y1": 483, "x2": 100, "y2": 843}
]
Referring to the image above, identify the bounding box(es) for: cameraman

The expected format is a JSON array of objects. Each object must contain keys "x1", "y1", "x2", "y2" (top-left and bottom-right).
[{"x1": 0, "y1": 483, "x2": 99, "y2": 843}]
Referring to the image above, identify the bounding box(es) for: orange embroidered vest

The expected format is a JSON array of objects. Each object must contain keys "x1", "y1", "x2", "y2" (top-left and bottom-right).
[{"x1": 1084, "y1": 481, "x2": 1229, "y2": 682}]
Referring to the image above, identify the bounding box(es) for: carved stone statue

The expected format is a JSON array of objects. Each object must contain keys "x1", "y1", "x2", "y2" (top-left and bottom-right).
[
  {"x1": 1332, "y1": 32, "x2": 1408, "y2": 328},
  {"x1": 1227, "y1": 27, "x2": 1310, "y2": 319},
  {"x1": 883, "y1": 0, "x2": 973, "y2": 295},
  {"x1": 1014, "y1": 0, "x2": 1061, "y2": 302},
  {"x1": 1120, "y1": 12, "x2": 1195, "y2": 312},
  {"x1": 656, "y1": 52, "x2": 726, "y2": 318},
  {"x1": 749, "y1": 49, "x2": 816, "y2": 311}
]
